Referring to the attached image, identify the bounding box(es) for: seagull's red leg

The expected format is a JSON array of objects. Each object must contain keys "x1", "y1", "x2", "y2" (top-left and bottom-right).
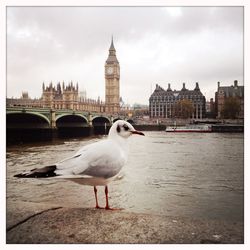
[
  {"x1": 104, "y1": 185, "x2": 123, "y2": 210},
  {"x1": 105, "y1": 185, "x2": 110, "y2": 209},
  {"x1": 94, "y1": 186, "x2": 101, "y2": 209}
]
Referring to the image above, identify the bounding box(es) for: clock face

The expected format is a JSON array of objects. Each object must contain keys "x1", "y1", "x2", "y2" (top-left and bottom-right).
[{"x1": 107, "y1": 67, "x2": 113, "y2": 74}]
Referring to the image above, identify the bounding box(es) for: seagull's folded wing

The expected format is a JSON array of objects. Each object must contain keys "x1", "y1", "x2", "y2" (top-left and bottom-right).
[{"x1": 55, "y1": 139, "x2": 126, "y2": 179}]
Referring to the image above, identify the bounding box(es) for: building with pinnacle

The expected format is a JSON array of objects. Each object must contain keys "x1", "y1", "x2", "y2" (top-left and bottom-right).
[
  {"x1": 42, "y1": 81, "x2": 78, "y2": 110},
  {"x1": 41, "y1": 81, "x2": 105, "y2": 112},
  {"x1": 149, "y1": 82, "x2": 206, "y2": 119},
  {"x1": 105, "y1": 37, "x2": 120, "y2": 113},
  {"x1": 7, "y1": 38, "x2": 120, "y2": 114}
]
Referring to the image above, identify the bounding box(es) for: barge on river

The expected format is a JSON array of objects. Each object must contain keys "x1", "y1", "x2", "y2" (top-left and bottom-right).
[{"x1": 166, "y1": 124, "x2": 212, "y2": 133}]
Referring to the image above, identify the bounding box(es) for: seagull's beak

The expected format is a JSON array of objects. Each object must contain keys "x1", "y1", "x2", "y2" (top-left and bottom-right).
[{"x1": 131, "y1": 130, "x2": 145, "y2": 136}]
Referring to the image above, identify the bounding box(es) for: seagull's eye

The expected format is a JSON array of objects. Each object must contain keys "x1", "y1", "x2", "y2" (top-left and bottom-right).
[
  {"x1": 123, "y1": 124, "x2": 129, "y2": 131},
  {"x1": 116, "y1": 125, "x2": 121, "y2": 133}
]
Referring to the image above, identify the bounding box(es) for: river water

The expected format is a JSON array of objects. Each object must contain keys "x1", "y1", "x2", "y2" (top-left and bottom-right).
[{"x1": 6, "y1": 132, "x2": 244, "y2": 221}]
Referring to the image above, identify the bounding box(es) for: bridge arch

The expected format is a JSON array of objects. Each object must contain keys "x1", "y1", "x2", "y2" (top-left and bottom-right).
[
  {"x1": 55, "y1": 113, "x2": 88, "y2": 122},
  {"x1": 92, "y1": 116, "x2": 111, "y2": 135},
  {"x1": 92, "y1": 116, "x2": 111, "y2": 125},
  {"x1": 6, "y1": 112, "x2": 50, "y2": 128},
  {"x1": 56, "y1": 114, "x2": 90, "y2": 138},
  {"x1": 56, "y1": 114, "x2": 88, "y2": 128}
]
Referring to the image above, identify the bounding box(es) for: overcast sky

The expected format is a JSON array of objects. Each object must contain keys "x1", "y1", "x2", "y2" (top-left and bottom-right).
[{"x1": 7, "y1": 6, "x2": 243, "y2": 105}]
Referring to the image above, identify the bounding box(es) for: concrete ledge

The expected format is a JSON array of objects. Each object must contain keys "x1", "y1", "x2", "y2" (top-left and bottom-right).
[{"x1": 7, "y1": 207, "x2": 243, "y2": 244}]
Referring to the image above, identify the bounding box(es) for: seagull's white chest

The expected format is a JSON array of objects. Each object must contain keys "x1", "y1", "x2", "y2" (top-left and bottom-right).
[{"x1": 65, "y1": 176, "x2": 116, "y2": 186}]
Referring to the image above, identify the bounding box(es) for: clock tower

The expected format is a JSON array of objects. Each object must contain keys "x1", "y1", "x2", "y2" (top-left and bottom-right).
[{"x1": 105, "y1": 37, "x2": 120, "y2": 113}]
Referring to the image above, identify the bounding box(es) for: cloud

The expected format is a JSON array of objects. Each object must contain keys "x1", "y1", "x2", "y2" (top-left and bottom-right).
[{"x1": 7, "y1": 6, "x2": 243, "y2": 104}]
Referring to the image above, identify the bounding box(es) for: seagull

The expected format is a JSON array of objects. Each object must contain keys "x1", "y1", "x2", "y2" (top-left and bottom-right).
[{"x1": 14, "y1": 120, "x2": 145, "y2": 210}]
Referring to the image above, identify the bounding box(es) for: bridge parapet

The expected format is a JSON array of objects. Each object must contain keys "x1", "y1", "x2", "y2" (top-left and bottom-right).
[{"x1": 6, "y1": 107, "x2": 134, "y2": 129}]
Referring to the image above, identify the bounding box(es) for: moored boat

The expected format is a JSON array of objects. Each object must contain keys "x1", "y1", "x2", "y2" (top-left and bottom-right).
[{"x1": 165, "y1": 124, "x2": 212, "y2": 133}]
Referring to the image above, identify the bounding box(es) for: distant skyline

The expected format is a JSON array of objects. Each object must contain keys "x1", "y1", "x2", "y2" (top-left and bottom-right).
[{"x1": 7, "y1": 6, "x2": 243, "y2": 105}]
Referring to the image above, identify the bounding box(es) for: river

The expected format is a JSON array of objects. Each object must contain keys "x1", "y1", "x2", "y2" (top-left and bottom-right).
[{"x1": 6, "y1": 131, "x2": 244, "y2": 221}]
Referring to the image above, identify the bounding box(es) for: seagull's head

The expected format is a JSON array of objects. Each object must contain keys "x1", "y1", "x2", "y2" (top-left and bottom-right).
[{"x1": 109, "y1": 120, "x2": 145, "y2": 139}]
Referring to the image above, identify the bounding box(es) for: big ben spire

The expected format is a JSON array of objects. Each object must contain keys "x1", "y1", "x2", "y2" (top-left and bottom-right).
[
  {"x1": 105, "y1": 36, "x2": 120, "y2": 114},
  {"x1": 106, "y1": 36, "x2": 119, "y2": 64},
  {"x1": 109, "y1": 35, "x2": 115, "y2": 50}
]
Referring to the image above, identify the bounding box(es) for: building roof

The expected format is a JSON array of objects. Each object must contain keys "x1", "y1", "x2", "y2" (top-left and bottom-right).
[
  {"x1": 150, "y1": 83, "x2": 204, "y2": 98},
  {"x1": 218, "y1": 85, "x2": 244, "y2": 98}
]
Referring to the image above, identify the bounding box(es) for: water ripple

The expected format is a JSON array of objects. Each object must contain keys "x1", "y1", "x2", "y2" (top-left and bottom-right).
[{"x1": 7, "y1": 132, "x2": 244, "y2": 221}]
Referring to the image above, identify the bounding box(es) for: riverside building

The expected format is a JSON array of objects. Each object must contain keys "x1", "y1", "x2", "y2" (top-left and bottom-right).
[{"x1": 149, "y1": 82, "x2": 206, "y2": 119}]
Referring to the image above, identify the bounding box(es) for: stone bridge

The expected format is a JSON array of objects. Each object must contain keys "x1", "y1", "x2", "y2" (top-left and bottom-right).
[
  {"x1": 6, "y1": 107, "x2": 135, "y2": 129},
  {"x1": 6, "y1": 107, "x2": 136, "y2": 143}
]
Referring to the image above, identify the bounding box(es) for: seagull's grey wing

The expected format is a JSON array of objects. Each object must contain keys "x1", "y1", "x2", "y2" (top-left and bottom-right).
[
  {"x1": 55, "y1": 142, "x2": 99, "y2": 175},
  {"x1": 72, "y1": 140, "x2": 127, "y2": 179},
  {"x1": 56, "y1": 142, "x2": 93, "y2": 166},
  {"x1": 55, "y1": 139, "x2": 126, "y2": 178}
]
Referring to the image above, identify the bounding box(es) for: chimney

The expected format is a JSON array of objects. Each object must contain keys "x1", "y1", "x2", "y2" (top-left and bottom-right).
[
  {"x1": 167, "y1": 83, "x2": 172, "y2": 91},
  {"x1": 234, "y1": 80, "x2": 238, "y2": 87},
  {"x1": 194, "y1": 82, "x2": 200, "y2": 91},
  {"x1": 217, "y1": 81, "x2": 220, "y2": 88}
]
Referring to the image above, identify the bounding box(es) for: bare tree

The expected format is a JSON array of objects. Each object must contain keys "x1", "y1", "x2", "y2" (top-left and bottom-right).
[
  {"x1": 221, "y1": 97, "x2": 241, "y2": 119},
  {"x1": 173, "y1": 99, "x2": 194, "y2": 118}
]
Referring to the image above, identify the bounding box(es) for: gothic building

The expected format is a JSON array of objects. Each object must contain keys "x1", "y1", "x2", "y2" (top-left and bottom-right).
[
  {"x1": 149, "y1": 82, "x2": 206, "y2": 119},
  {"x1": 42, "y1": 81, "x2": 79, "y2": 110},
  {"x1": 7, "y1": 38, "x2": 120, "y2": 114},
  {"x1": 6, "y1": 91, "x2": 42, "y2": 107},
  {"x1": 42, "y1": 81, "x2": 105, "y2": 112},
  {"x1": 41, "y1": 38, "x2": 121, "y2": 113},
  {"x1": 105, "y1": 37, "x2": 120, "y2": 113},
  {"x1": 42, "y1": 38, "x2": 120, "y2": 113}
]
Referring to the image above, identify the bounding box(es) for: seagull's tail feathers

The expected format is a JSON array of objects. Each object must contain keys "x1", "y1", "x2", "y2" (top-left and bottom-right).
[{"x1": 14, "y1": 165, "x2": 57, "y2": 178}]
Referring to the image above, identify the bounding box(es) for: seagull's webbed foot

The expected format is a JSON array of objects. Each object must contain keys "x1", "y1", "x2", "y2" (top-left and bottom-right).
[
  {"x1": 95, "y1": 205, "x2": 105, "y2": 209},
  {"x1": 105, "y1": 206, "x2": 124, "y2": 211},
  {"x1": 93, "y1": 185, "x2": 124, "y2": 210},
  {"x1": 104, "y1": 185, "x2": 124, "y2": 211}
]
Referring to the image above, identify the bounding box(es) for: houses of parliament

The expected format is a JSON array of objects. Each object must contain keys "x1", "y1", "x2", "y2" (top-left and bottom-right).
[{"x1": 7, "y1": 38, "x2": 121, "y2": 114}]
